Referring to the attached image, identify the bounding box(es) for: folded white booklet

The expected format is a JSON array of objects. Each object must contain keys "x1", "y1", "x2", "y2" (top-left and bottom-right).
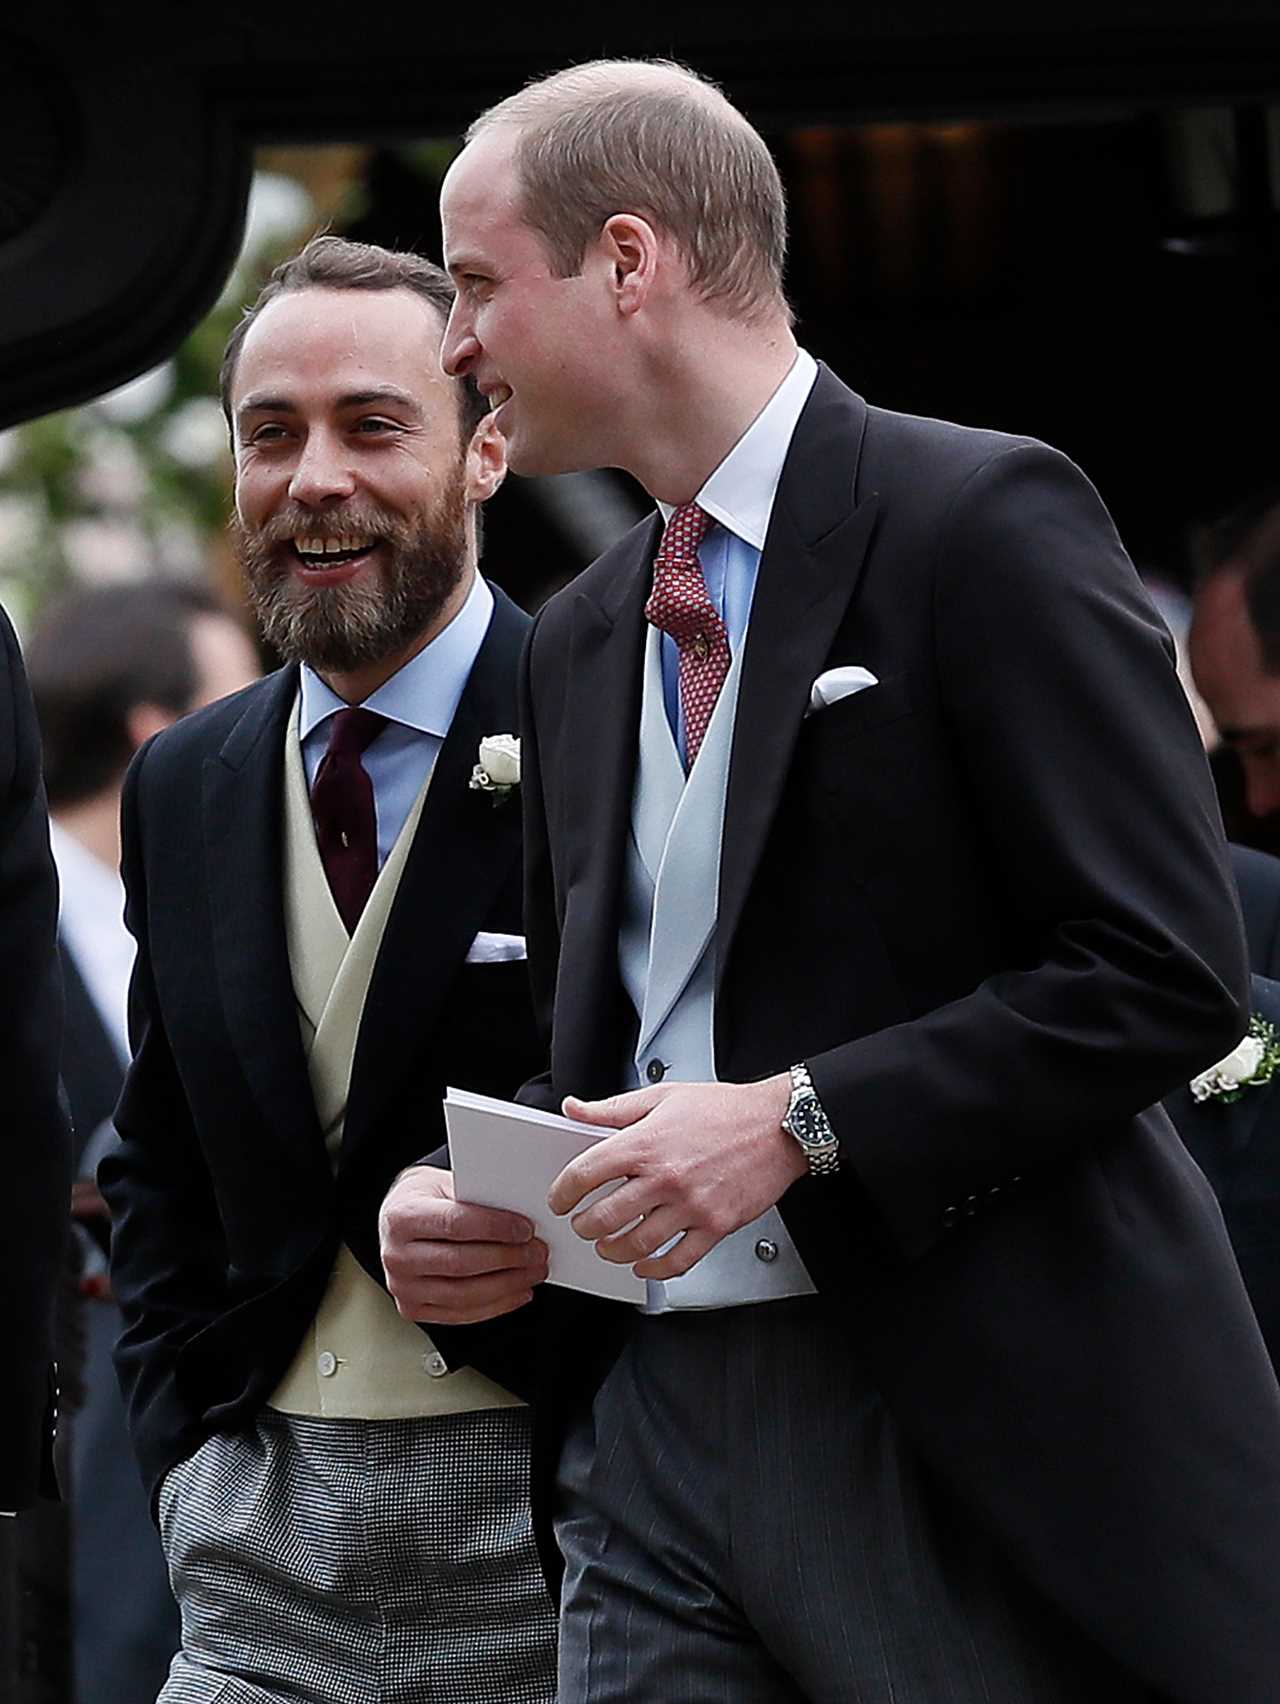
[{"x1": 445, "y1": 1086, "x2": 646, "y2": 1305}]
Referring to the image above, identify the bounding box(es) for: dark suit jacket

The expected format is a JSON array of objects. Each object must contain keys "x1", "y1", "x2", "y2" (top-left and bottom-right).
[
  {"x1": 1231, "y1": 842, "x2": 1280, "y2": 978},
  {"x1": 0, "y1": 607, "x2": 68, "y2": 1511},
  {"x1": 1166, "y1": 971, "x2": 1280, "y2": 1373},
  {"x1": 512, "y1": 367, "x2": 1280, "y2": 1700},
  {"x1": 101, "y1": 587, "x2": 543, "y2": 1507}
]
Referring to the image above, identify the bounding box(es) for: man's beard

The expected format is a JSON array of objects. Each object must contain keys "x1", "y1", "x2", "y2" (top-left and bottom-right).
[{"x1": 232, "y1": 472, "x2": 470, "y2": 674}]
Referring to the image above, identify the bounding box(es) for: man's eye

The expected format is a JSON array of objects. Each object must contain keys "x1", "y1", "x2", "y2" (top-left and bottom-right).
[
  {"x1": 248, "y1": 424, "x2": 288, "y2": 444},
  {"x1": 354, "y1": 418, "x2": 398, "y2": 435}
]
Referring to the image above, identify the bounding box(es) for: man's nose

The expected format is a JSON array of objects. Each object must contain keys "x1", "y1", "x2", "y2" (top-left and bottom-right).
[
  {"x1": 288, "y1": 430, "x2": 356, "y2": 506},
  {"x1": 441, "y1": 300, "x2": 477, "y2": 378}
]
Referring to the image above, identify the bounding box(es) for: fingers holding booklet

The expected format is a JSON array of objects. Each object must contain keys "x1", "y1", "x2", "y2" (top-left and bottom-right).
[
  {"x1": 445, "y1": 1087, "x2": 648, "y2": 1305},
  {"x1": 378, "y1": 1157, "x2": 552, "y2": 1326}
]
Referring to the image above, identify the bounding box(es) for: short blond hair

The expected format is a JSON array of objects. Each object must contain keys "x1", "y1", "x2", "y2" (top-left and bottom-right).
[{"x1": 468, "y1": 60, "x2": 791, "y2": 325}]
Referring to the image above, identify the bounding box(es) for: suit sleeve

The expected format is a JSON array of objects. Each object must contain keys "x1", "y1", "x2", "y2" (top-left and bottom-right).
[
  {"x1": 806, "y1": 443, "x2": 1249, "y2": 1261},
  {"x1": 99, "y1": 742, "x2": 229, "y2": 1497},
  {"x1": 0, "y1": 608, "x2": 69, "y2": 1510}
]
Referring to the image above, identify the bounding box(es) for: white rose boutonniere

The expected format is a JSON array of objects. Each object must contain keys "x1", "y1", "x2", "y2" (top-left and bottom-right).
[
  {"x1": 1190, "y1": 1015, "x2": 1280, "y2": 1104},
  {"x1": 470, "y1": 733, "x2": 521, "y2": 805}
]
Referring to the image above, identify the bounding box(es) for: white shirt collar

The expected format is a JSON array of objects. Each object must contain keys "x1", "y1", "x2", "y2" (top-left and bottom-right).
[
  {"x1": 299, "y1": 572, "x2": 494, "y2": 741},
  {"x1": 657, "y1": 348, "x2": 818, "y2": 550}
]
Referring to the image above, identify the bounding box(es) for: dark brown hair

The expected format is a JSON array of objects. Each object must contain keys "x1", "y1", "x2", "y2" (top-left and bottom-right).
[
  {"x1": 1199, "y1": 486, "x2": 1280, "y2": 672},
  {"x1": 29, "y1": 582, "x2": 231, "y2": 807},
  {"x1": 219, "y1": 235, "x2": 487, "y2": 438}
]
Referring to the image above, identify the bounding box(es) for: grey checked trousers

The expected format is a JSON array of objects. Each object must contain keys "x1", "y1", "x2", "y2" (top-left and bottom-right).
[{"x1": 156, "y1": 1406, "x2": 556, "y2": 1704}]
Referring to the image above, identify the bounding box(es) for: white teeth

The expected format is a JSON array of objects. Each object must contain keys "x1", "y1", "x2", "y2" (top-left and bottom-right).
[
  {"x1": 294, "y1": 535, "x2": 373, "y2": 558},
  {"x1": 487, "y1": 385, "x2": 512, "y2": 407}
]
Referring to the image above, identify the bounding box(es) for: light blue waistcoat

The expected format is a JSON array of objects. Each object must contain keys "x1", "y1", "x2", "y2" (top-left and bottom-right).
[{"x1": 618, "y1": 622, "x2": 817, "y2": 1312}]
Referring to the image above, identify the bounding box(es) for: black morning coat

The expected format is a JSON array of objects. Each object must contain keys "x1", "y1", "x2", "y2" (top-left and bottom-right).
[
  {"x1": 441, "y1": 367, "x2": 1280, "y2": 1702},
  {"x1": 101, "y1": 589, "x2": 543, "y2": 1509},
  {"x1": 1, "y1": 606, "x2": 69, "y2": 1511}
]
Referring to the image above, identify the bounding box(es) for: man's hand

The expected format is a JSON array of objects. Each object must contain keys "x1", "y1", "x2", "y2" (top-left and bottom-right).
[
  {"x1": 379, "y1": 1165, "x2": 548, "y2": 1326},
  {"x1": 549, "y1": 1075, "x2": 805, "y2": 1280}
]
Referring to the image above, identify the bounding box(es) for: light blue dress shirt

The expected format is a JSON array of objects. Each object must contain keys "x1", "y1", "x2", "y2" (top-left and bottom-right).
[
  {"x1": 299, "y1": 573, "x2": 494, "y2": 868},
  {"x1": 655, "y1": 349, "x2": 818, "y2": 762}
]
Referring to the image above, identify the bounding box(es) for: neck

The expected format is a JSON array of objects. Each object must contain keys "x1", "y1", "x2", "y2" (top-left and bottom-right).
[
  {"x1": 54, "y1": 792, "x2": 122, "y2": 873},
  {"x1": 624, "y1": 312, "x2": 798, "y2": 505},
  {"x1": 316, "y1": 562, "x2": 475, "y2": 705}
]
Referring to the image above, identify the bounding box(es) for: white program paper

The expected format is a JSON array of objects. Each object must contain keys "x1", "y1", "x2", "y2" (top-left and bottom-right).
[{"x1": 445, "y1": 1087, "x2": 646, "y2": 1305}]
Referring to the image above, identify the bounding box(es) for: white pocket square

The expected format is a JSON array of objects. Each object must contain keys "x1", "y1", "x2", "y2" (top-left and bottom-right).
[
  {"x1": 465, "y1": 932, "x2": 527, "y2": 964},
  {"x1": 807, "y1": 666, "x2": 879, "y2": 716}
]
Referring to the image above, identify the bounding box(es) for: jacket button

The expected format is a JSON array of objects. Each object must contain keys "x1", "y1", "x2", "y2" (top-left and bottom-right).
[
  {"x1": 942, "y1": 1206, "x2": 959, "y2": 1229},
  {"x1": 424, "y1": 1351, "x2": 449, "y2": 1379},
  {"x1": 646, "y1": 1059, "x2": 667, "y2": 1083},
  {"x1": 317, "y1": 1351, "x2": 338, "y2": 1378},
  {"x1": 986, "y1": 1185, "x2": 1001, "y2": 1204},
  {"x1": 755, "y1": 1238, "x2": 779, "y2": 1263},
  {"x1": 964, "y1": 1194, "x2": 979, "y2": 1217}
]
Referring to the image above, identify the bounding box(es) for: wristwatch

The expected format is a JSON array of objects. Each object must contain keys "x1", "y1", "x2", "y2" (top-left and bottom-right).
[{"x1": 781, "y1": 1063, "x2": 839, "y2": 1176}]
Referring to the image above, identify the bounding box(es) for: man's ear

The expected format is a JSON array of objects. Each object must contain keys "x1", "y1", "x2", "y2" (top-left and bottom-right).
[
  {"x1": 125, "y1": 702, "x2": 178, "y2": 753},
  {"x1": 600, "y1": 213, "x2": 660, "y2": 317},
  {"x1": 464, "y1": 413, "x2": 508, "y2": 504}
]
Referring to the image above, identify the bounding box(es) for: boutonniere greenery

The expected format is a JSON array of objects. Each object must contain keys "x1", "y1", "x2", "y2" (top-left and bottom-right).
[
  {"x1": 469, "y1": 733, "x2": 521, "y2": 806},
  {"x1": 1190, "y1": 1014, "x2": 1280, "y2": 1104}
]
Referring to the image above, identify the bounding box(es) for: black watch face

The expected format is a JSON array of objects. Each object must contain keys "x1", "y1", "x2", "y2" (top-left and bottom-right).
[{"x1": 789, "y1": 1099, "x2": 834, "y2": 1146}]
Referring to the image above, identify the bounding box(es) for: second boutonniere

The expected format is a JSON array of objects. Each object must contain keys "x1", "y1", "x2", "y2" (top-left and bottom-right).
[
  {"x1": 469, "y1": 733, "x2": 521, "y2": 805},
  {"x1": 1190, "y1": 1014, "x2": 1280, "y2": 1104}
]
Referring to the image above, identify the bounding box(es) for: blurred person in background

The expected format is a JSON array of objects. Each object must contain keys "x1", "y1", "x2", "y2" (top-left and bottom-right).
[
  {"x1": 100, "y1": 238, "x2": 555, "y2": 1704},
  {"x1": 1189, "y1": 487, "x2": 1280, "y2": 830},
  {"x1": 0, "y1": 601, "x2": 70, "y2": 1700},
  {"x1": 27, "y1": 581, "x2": 259, "y2": 1704}
]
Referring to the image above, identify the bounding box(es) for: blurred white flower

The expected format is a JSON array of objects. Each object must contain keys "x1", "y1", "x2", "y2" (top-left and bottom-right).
[
  {"x1": 218, "y1": 172, "x2": 315, "y2": 308},
  {"x1": 75, "y1": 427, "x2": 148, "y2": 508},
  {"x1": 152, "y1": 516, "x2": 206, "y2": 579},
  {"x1": 161, "y1": 398, "x2": 231, "y2": 471},
  {"x1": 61, "y1": 517, "x2": 151, "y2": 585},
  {"x1": 94, "y1": 362, "x2": 176, "y2": 425},
  {"x1": 0, "y1": 493, "x2": 49, "y2": 568},
  {"x1": 0, "y1": 431, "x2": 19, "y2": 476}
]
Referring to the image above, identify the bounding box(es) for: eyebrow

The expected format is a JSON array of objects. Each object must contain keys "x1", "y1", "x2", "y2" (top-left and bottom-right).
[{"x1": 236, "y1": 387, "x2": 422, "y2": 417}]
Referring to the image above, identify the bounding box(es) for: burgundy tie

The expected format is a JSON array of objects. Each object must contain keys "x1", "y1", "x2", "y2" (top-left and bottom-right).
[
  {"x1": 644, "y1": 501, "x2": 730, "y2": 767},
  {"x1": 310, "y1": 707, "x2": 387, "y2": 934}
]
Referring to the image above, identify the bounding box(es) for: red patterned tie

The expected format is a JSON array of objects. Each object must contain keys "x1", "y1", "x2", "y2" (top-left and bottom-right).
[
  {"x1": 310, "y1": 707, "x2": 387, "y2": 934},
  {"x1": 644, "y1": 501, "x2": 730, "y2": 767}
]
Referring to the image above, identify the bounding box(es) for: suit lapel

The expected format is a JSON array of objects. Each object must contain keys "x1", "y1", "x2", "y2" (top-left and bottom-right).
[
  {"x1": 717, "y1": 369, "x2": 880, "y2": 975},
  {"x1": 553, "y1": 521, "x2": 655, "y2": 1093},
  {"x1": 203, "y1": 666, "x2": 325, "y2": 1171},
  {"x1": 340, "y1": 588, "x2": 528, "y2": 1169}
]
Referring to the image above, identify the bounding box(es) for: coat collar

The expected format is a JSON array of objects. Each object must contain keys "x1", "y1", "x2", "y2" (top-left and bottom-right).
[
  {"x1": 341, "y1": 586, "x2": 528, "y2": 1171},
  {"x1": 203, "y1": 664, "x2": 324, "y2": 1175},
  {"x1": 202, "y1": 590, "x2": 529, "y2": 1178},
  {"x1": 554, "y1": 367, "x2": 879, "y2": 1021},
  {"x1": 718, "y1": 367, "x2": 879, "y2": 966}
]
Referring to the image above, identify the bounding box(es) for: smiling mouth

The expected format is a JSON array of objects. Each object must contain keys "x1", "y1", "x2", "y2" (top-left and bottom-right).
[{"x1": 290, "y1": 533, "x2": 379, "y2": 571}]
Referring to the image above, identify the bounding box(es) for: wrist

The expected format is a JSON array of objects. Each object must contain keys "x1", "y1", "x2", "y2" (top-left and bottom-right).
[{"x1": 781, "y1": 1061, "x2": 840, "y2": 1178}]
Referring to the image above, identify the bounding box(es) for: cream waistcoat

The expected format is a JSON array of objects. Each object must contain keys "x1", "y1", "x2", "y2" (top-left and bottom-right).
[{"x1": 269, "y1": 696, "x2": 521, "y2": 1418}]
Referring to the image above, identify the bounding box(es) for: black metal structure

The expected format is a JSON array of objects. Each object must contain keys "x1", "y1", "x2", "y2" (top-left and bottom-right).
[{"x1": 3, "y1": 0, "x2": 1280, "y2": 434}]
